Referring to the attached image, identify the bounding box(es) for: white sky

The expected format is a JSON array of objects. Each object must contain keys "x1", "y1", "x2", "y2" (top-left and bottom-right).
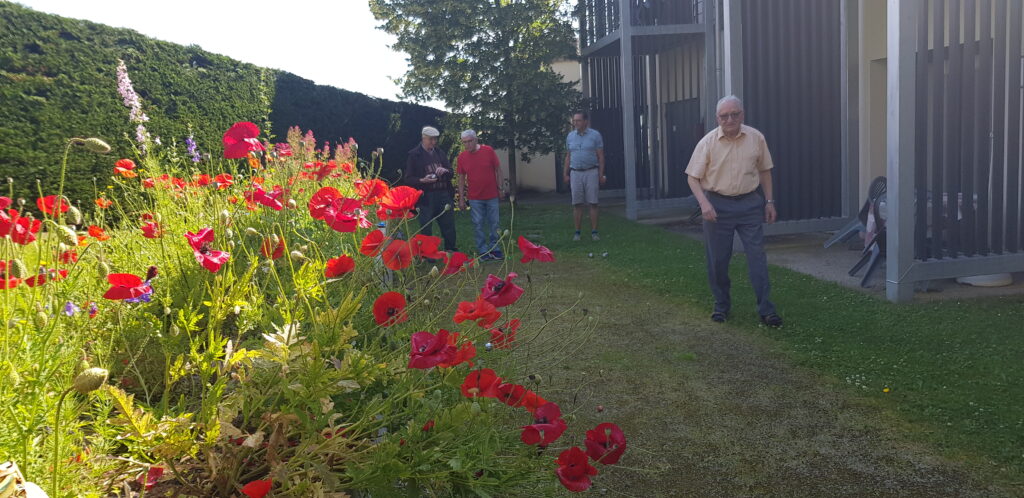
[{"x1": 16, "y1": 0, "x2": 441, "y2": 108}]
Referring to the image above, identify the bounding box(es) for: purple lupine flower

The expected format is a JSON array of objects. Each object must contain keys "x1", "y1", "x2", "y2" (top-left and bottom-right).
[
  {"x1": 116, "y1": 59, "x2": 149, "y2": 124},
  {"x1": 186, "y1": 135, "x2": 201, "y2": 162},
  {"x1": 63, "y1": 301, "x2": 80, "y2": 316}
]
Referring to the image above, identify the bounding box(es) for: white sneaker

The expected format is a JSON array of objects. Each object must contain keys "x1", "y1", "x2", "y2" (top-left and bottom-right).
[
  {"x1": 572, "y1": 231, "x2": 581, "y2": 241},
  {"x1": 591, "y1": 232, "x2": 600, "y2": 241}
]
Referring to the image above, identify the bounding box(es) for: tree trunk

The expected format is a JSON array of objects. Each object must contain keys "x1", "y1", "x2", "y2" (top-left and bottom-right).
[{"x1": 506, "y1": 138, "x2": 518, "y2": 197}]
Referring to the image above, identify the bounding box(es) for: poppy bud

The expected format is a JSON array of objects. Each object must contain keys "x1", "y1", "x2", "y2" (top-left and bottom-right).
[
  {"x1": 528, "y1": 374, "x2": 542, "y2": 384},
  {"x1": 97, "y1": 261, "x2": 111, "y2": 279},
  {"x1": 509, "y1": 195, "x2": 516, "y2": 204},
  {"x1": 300, "y1": 245, "x2": 308, "y2": 253},
  {"x1": 145, "y1": 265, "x2": 158, "y2": 281},
  {"x1": 444, "y1": 203, "x2": 452, "y2": 212},
  {"x1": 502, "y1": 229, "x2": 510, "y2": 238},
  {"x1": 290, "y1": 250, "x2": 305, "y2": 260},
  {"x1": 72, "y1": 367, "x2": 109, "y2": 394},
  {"x1": 470, "y1": 402, "x2": 481, "y2": 415},
  {"x1": 47, "y1": 221, "x2": 78, "y2": 247},
  {"x1": 169, "y1": 324, "x2": 181, "y2": 336},
  {"x1": 225, "y1": 228, "x2": 234, "y2": 239},
  {"x1": 66, "y1": 206, "x2": 83, "y2": 225},
  {"x1": 429, "y1": 266, "x2": 439, "y2": 277},
  {"x1": 245, "y1": 227, "x2": 260, "y2": 237},
  {"x1": 163, "y1": 307, "x2": 172, "y2": 316},
  {"x1": 17, "y1": 198, "x2": 25, "y2": 206},
  {"x1": 220, "y1": 210, "x2": 231, "y2": 224},
  {"x1": 287, "y1": 199, "x2": 297, "y2": 209},
  {"x1": 6, "y1": 259, "x2": 28, "y2": 279},
  {"x1": 83, "y1": 138, "x2": 111, "y2": 154},
  {"x1": 228, "y1": 240, "x2": 236, "y2": 249},
  {"x1": 7, "y1": 366, "x2": 21, "y2": 386},
  {"x1": 271, "y1": 234, "x2": 280, "y2": 245},
  {"x1": 34, "y1": 311, "x2": 48, "y2": 329}
]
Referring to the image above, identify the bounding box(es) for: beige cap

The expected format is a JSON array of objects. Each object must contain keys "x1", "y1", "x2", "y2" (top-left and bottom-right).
[{"x1": 421, "y1": 126, "x2": 440, "y2": 137}]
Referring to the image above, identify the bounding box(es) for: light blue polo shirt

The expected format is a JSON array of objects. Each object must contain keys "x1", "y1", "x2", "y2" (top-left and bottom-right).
[{"x1": 566, "y1": 128, "x2": 603, "y2": 170}]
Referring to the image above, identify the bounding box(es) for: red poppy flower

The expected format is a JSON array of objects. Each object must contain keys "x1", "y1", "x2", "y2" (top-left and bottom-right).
[
  {"x1": 88, "y1": 225, "x2": 110, "y2": 241},
  {"x1": 245, "y1": 185, "x2": 284, "y2": 211},
  {"x1": 408, "y1": 329, "x2": 458, "y2": 369},
  {"x1": 139, "y1": 466, "x2": 163, "y2": 491},
  {"x1": 496, "y1": 383, "x2": 547, "y2": 412},
  {"x1": 325, "y1": 254, "x2": 355, "y2": 278},
  {"x1": 59, "y1": 249, "x2": 78, "y2": 264},
  {"x1": 372, "y1": 291, "x2": 408, "y2": 326},
  {"x1": 518, "y1": 236, "x2": 555, "y2": 263},
  {"x1": 410, "y1": 234, "x2": 444, "y2": 259},
  {"x1": 489, "y1": 319, "x2": 520, "y2": 349},
  {"x1": 341, "y1": 162, "x2": 354, "y2": 174},
  {"x1": 584, "y1": 422, "x2": 627, "y2": 465},
  {"x1": 214, "y1": 173, "x2": 234, "y2": 189},
  {"x1": 437, "y1": 332, "x2": 476, "y2": 368},
  {"x1": 37, "y1": 195, "x2": 70, "y2": 215},
  {"x1": 555, "y1": 447, "x2": 598, "y2": 492},
  {"x1": 421, "y1": 420, "x2": 435, "y2": 432},
  {"x1": 192, "y1": 174, "x2": 212, "y2": 187},
  {"x1": 322, "y1": 197, "x2": 366, "y2": 233},
  {"x1": 103, "y1": 273, "x2": 153, "y2": 300},
  {"x1": 223, "y1": 122, "x2": 266, "y2": 159},
  {"x1": 355, "y1": 179, "x2": 389, "y2": 206},
  {"x1": 240, "y1": 478, "x2": 272, "y2": 498},
  {"x1": 141, "y1": 222, "x2": 162, "y2": 239},
  {"x1": 381, "y1": 240, "x2": 413, "y2": 271},
  {"x1": 0, "y1": 209, "x2": 42, "y2": 245},
  {"x1": 184, "y1": 228, "x2": 231, "y2": 273},
  {"x1": 260, "y1": 236, "x2": 284, "y2": 259},
  {"x1": 521, "y1": 402, "x2": 568, "y2": 447},
  {"x1": 95, "y1": 198, "x2": 112, "y2": 209},
  {"x1": 308, "y1": 187, "x2": 341, "y2": 220},
  {"x1": 359, "y1": 230, "x2": 387, "y2": 256},
  {"x1": 461, "y1": 369, "x2": 503, "y2": 398},
  {"x1": 441, "y1": 251, "x2": 473, "y2": 275},
  {"x1": 480, "y1": 272, "x2": 524, "y2": 308},
  {"x1": 113, "y1": 159, "x2": 136, "y2": 178},
  {"x1": 454, "y1": 295, "x2": 501, "y2": 328},
  {"x1": 377, "y1": 186, "x2": 421, "y2": 220},
  {"x1": 142, "y1": 177, "x2": 156, "y2": 188},
  {"x1": 0, "y1": 197, "x2": 10, "y2": 210},
  {"x1": 307, "y1": 161, "x2": 337, "y2": 181}
]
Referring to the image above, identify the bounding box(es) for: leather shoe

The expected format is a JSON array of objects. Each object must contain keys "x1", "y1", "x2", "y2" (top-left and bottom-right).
[
  {"x1": 760, "y1": 313, "x2": 783, "y2": 327},
  {"x1": 710, "y1": 311, "x2": 727, "y2": 323}
]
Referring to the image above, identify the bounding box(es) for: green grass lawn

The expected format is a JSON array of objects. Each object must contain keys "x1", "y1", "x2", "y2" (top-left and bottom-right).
[{"x1": 451, "y1": 200, "x2": 1024, "y2": 488}]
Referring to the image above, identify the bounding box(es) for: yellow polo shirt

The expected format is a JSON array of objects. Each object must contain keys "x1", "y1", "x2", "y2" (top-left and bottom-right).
[{"x1": 685, "y1": 124, "x2": 774, "y2": 196}]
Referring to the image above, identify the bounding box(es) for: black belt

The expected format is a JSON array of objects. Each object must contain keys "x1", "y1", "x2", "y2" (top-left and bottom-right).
[
  {"x1": 570, "y1": 166, "x2": 598, "y2": 172},
  {"x1": 708, "y1": 190, "x2": 757, "y2": 200}
]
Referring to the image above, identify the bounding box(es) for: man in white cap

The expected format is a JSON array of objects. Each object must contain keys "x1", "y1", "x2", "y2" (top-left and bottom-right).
[
  {"x1": 456, "y1": 129, "x2": 505, "y2": 260},
  {"x1": 404, "y1": 126, "x2": 457, "y2": 251}
]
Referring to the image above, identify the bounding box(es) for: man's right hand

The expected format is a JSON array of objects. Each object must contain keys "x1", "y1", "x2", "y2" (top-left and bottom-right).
[
  {"x1": 700, "y1": 203, "x2": 718, "y2": 222},
  {"x1": 459, "y1": 201, "x2": 467, "y2": 211},
  {"x1": 421, "y1": 176, "x2": 437, "y2": 183},
  {"x1": 563, "y1": 173, "x2": 570, "y2": 184}
]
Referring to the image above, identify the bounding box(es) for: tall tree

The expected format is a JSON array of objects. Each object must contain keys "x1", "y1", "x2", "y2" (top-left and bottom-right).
[{"x1": 369, "y1": 0, "x2": 581, "y2": 194}]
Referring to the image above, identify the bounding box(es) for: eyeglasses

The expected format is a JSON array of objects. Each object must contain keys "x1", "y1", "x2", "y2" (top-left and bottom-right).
[
  {"x1": 461, "y1": 139, "x2": 476, "y2": 144},
  {"x1": 717, "y1": 111, "x2": 743, "y2": 121}
]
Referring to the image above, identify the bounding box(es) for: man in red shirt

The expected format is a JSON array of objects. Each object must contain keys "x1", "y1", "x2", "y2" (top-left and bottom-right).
[{"x1": 456, "y1": 129, "x2": 505, "y2": 260}]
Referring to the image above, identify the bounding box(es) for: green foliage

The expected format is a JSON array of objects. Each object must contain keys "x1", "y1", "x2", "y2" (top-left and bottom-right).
[
  {"x1": 0, "y1": 2, "x2": 445, "y2": 204},
  {"x1": 369, "y1": 0, "x2": 582, "y2": 192}
]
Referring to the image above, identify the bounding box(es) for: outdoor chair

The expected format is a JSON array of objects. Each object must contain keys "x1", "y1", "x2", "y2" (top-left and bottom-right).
[
  {"x1": 848, "y1": 192, "x2": 887, "y2": 287},
  {"x1": 823, "y1": 176, "x2": 887, "y2": 248}
]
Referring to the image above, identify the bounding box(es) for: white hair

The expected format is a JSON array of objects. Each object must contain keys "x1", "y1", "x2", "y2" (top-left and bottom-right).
[
  {"x1": 461, "y1": 129, "x2": 477, "y2": 139},
  {"x1": 716, "y1": 95, "x2": 744, "y2": 113}
]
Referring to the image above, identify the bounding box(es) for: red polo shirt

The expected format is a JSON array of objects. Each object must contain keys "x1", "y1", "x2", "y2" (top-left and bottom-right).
[{"x1": 456, "y1": 144, "x2": 501, "y2": 200}]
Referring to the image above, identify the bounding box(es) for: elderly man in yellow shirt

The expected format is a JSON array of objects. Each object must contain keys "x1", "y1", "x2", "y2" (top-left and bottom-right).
[{"x1": 685, "y1": 95, "x2": 782, "y2": 327}]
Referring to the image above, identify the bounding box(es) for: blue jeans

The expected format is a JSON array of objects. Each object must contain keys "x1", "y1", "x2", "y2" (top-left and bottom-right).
[{"x1": 468, "y1": 198, "x2": 500, "y2": 255}]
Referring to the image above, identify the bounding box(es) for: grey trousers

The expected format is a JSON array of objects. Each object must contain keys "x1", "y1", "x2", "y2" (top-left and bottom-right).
[{"x1": 702, "y1": 191, "x2": 777, "y2": 317}]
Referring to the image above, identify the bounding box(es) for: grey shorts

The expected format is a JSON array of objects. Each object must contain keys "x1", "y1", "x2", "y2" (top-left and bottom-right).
[{"x1": 570, "y1": 168, "x2": 600, "y2": 205}]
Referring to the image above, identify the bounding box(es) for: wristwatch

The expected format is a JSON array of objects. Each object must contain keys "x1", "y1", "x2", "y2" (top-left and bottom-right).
[{"x1": 766, "y1": 199, "x2": 775, "y2": 204}]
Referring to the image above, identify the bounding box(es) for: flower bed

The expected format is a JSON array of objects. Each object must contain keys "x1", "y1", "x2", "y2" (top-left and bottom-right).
[{"x1": 0, "y1": 62, "x2": 625, "y2": 497}]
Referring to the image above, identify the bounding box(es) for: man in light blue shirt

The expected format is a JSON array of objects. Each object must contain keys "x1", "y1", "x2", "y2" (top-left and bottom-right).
[{"x1": 563, "y1": 111, "x2": 606, "y2": 241}]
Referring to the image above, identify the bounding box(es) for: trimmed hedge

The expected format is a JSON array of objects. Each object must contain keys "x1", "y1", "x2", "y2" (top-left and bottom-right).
[{"x1": 0, "y1": 2, "x2": 444, "y2": 204}]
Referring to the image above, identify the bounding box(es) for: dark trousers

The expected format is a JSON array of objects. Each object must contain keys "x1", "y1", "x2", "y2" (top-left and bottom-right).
[
  {"x1": 702, "y1": 191, "x2": 777, "y2": 317},
  {"x1": 417, "y1": 190, "x2": 458, "y2": 251}
]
